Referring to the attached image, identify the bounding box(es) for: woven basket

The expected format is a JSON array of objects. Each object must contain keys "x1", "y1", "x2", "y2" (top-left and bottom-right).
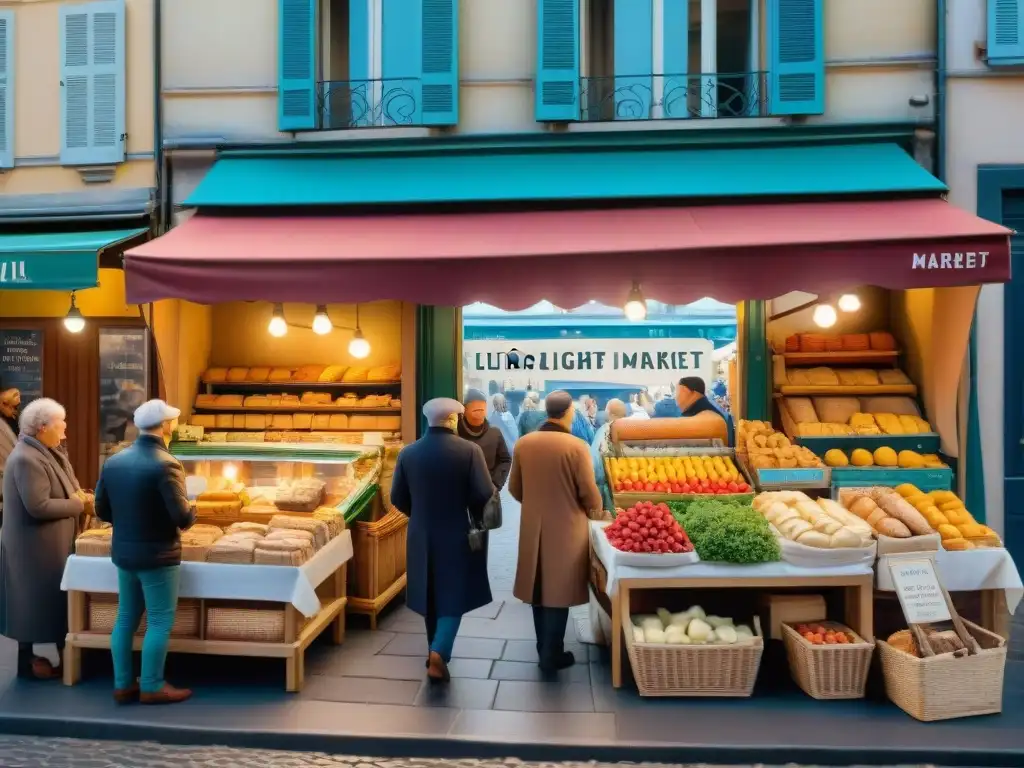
[
  {"x1": 623, "y1": 613, "x2": 763, "y2": 697},
  {"x1": 349, "y1": 508, "x2": 408, "y2": 600},
  {"x1": 876, "y1": 619, "x2": 1007, "y2": 721},
  {"x1": 206, "y1": 603, "x2": 288, "y2": 643},
  {"x1": 87, "y1": 595, "x2": 200, "y2": 638},
  {"x1": 782, "y1": 622, "x2": 874, "y2": 700}
]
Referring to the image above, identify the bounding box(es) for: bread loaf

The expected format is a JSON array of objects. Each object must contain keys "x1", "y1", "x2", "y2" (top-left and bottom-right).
[
  {"x1": 247, "y1": 367, "x2": 271, "y2": 382},
  {"x1": 204, "y1": 367, "x2": 228, "y2": 382},
  {"x1": 215, "y1": 414, "x2": 234, "y2": 429},
  {"x1": 269, "y1": 368, "x2": 292, "y2": 382},
  {"x1": 227, "y1": 367, "x2": 249, "y2": 382},
  {"x1": 192, "y1": 415, "x2": 216, "y2": 428},
  {"x1": 869, "y1": 489, "x2": 934, "y2": 535},
  {"x1": 293, "y1": 365, "x2": 326, "y2": 382},
  {"x1": 319, "y1": 365, "x2": 348, "y2": 382},
  {"x1": 196, "y1": 394, "x2": 218, "y2": 406},
  {"x1": 215, "y1": 395, "x2": 244, "y2": 407}
]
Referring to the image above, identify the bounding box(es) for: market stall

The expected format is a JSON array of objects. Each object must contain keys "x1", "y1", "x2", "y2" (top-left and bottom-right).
[{"x1": 62, "y1": 441, "x2": 375, "y2": 691}]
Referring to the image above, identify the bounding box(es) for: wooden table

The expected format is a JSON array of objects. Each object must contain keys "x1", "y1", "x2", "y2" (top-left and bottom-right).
[{"x1": 608, "y1": 570, "x2": 875, "y2": 689}]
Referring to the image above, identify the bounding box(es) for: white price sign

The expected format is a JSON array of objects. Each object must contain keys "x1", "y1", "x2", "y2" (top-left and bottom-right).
[{"x1": 889, "y1": 559, "x2": 951, "y2": 624}]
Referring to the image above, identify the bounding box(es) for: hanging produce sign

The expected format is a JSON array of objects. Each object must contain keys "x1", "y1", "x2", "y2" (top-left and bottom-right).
[{"x1": 463, "y1": 338, "x2": 715, "y2": 390}]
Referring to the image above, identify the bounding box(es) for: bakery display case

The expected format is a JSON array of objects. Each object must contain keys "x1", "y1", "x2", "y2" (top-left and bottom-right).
[{"x1": 170, "y1": 441, "x2": 383, "y2": 526}]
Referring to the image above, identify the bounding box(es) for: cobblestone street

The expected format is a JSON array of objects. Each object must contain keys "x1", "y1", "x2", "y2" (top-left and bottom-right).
[{"x1": 0, "y1": 737, "x2": 945, "y2": 768}]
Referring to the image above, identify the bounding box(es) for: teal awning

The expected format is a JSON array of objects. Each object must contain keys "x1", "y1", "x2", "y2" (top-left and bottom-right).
[
  {"x1": 0, "y1": 229, "x2": 148, "y2": 291},
  {"x1": 185, "y1": 143, "x2": 946, "y2": 208}
]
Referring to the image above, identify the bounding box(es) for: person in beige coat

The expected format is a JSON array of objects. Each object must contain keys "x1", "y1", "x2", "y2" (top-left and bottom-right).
[{"x1": 509, "y1": 390, "x2": 603, "y2": 673}]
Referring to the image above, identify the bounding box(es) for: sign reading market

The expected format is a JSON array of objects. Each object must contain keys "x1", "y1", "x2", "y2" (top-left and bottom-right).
[{"x1": 462, "y1": 338, "x2": 715, "y2": 391}]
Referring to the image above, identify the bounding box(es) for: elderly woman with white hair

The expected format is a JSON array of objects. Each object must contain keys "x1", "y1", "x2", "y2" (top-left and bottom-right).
[{"x1": 0, "y1": 398, "x2": 91, "y2": 680}]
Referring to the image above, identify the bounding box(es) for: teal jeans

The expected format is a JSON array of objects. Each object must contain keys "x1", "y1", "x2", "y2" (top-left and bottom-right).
[{"x1": 111, "y1": 566, "x2": 180, "y2": 693}]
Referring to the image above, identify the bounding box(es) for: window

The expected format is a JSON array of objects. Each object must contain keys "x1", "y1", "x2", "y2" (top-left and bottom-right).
[
  {"x1": 579, "y1": 0, "x2": 761, "y2": 121},
  {"x1": 278, "y1": 0, "x2": 458, "y2": 132}
]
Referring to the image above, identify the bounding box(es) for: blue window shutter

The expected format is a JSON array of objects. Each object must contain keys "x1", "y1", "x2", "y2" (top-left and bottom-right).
[
  {"x1": 989, "y1": 0, "x2": 1024, "y2": 65},
  {"x1": 0, "y1": 11, "x2": 13, "y2": 170},
  {"x1": 278, "y1": 0, "x2": 317, "y2": 131},
  {"x1": 60, "y1": 0, "x2": 126, "y2": 166},
  {"x1": 536, "y1": 0, "x2": 579, "y2": 122},
  {"x1": 348, "y1": 0, "x2": 370, "y2": 127},
  {"x1": 662, "y1": 0, "x2": 689, "y2": 119},
  {"x1": 613, "y1": 0, "x2": 652, "y2": 120},
  {"x1": 767, "y1": 0, "x2": 824, "y2": 116},
  {"x1": 382, "y1": 0, "x2": 423, "y2": 126},
  {"x1": 420, "y1": 0, "x2": 458, "y2": 125}
]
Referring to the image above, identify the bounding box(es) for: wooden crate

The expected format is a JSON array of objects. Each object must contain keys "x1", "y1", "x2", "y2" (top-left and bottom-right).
[{"x1": 347, "y1": 505, "x2": 408, "y2": 628}]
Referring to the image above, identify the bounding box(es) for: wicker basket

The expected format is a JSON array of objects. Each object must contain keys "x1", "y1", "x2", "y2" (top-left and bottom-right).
[
  {"x1": 348, "y1": 507, "x2": 408, "y2": 601},
  {"x1": 782, "y1": 621, "x2": 874, "y2": 699},
  {"x1": 87, "y1": 594, "x2": 200, "y2": 638},
  {"x1": 876, "y1": 619, "x2": 1007, "y2": 721},
  {"x1": 623, "y1": 613, "x2": 764, "y2": 697},
  {"x1": 206, "y1": 603, "x2": 289, "y2": 643}
]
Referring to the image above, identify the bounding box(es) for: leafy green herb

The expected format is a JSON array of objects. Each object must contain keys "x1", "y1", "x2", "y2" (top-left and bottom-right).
[{"x1": 675, "y1": 500, "x2": 780, "y2": 564}]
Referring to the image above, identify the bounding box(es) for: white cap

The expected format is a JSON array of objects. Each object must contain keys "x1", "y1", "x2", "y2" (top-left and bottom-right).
[
  {"x1": 134, "y1": 399, "x2": 181, "y2": 429},
  {"x1": 422, "y1": 397, "x2": 463, "y2": 427}
]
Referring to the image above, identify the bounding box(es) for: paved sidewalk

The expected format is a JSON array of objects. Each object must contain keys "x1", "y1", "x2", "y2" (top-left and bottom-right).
[{"x1": 0, "y1": 737, "x2": 944, "y2": 768}]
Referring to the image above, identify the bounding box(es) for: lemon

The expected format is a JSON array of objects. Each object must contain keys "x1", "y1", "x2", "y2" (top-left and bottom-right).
[{"x1": 824, "y1": 449, "x2": 848, "y2": 467}]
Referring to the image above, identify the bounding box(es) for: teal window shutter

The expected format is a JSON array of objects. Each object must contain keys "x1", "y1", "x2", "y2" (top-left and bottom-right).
[
  {"x1": 60, "y1": 0, "x2": 126, "y2": 166},
  {"x1": 421, "y1": 0, "x2": 458, "y2": 125},
  {"x1": 536, "y1": 0, "x2": 580, "y2": 122},
  {"x1": 613, "y1": 0, "x2": 652, "y2": 120},
  {"x1": 278, "y1": 0, "x2": 317, "y2": 131},
  {"x1": 0, "y1": 11, "x2": 13, "y2": 170},
  {"x1": 989, "y1": 0, "x2": 1024, "y2": 65},
  {"x1": 348, "y1": 0, "x2": 370, "y2": 127},
  {"x1": 662, "y1": 0, "x2": 689, "y2": 119},
  {"x1": 767, "y1": 0, "x2": 824, "y2": 116},
  {"x1": 382, "y1": 0, "x2": 423, "y2": 126}
]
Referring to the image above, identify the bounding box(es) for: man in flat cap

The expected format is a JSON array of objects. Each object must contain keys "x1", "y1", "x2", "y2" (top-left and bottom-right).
[
  {"x1": 458, "y1": 389, "x2": 512, "y2": 493},
  {"x1": 509, "y1": 390, "x2": 603, "y2": 674},
  {"x1": 390, "y1": 398, "x2": 495, "y2": 682}
]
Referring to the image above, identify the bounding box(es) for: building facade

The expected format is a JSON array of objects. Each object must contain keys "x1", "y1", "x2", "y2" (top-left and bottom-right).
[
  {"x1": 945, "y1": 0, "x2": 1024, "y2": 557},
  {"x1": 0, "y1": 0, "x2": 156, "y2": 487}
]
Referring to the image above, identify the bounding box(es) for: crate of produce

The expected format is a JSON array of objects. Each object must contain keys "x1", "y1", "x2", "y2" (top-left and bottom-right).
[
  {"x1": 87, "y1": 594, "x2": 201, "y2": 638},
  {"x1": 877, "y1": 621, "x2": 1007, "y2": 721},
  {"x1": 782, "y1": 621, "x2": 874, "y2": 700},
  {"x1": 605, "y1": 452, "x2": 753, "y2": 509},
  {"x1": 625, "y1": 612, "x2": 763, "y2": 697}
]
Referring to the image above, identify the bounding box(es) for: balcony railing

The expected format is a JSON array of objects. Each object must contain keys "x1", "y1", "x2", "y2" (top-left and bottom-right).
[
  {"x1": 316, "y1": 78, "x2": 421, "y2": 130},
  {"x1": 580, "y1": 72, "x2": 768, "y2": 122}
]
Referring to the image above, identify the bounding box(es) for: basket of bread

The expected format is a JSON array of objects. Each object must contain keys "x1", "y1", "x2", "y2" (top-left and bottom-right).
[{"x1": 753, "y1": 491, "x2": 876, "y2": 567}]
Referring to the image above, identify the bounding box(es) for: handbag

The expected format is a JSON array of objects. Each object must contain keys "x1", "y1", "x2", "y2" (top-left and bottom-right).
[
  {"x1": 467, "y1": 510, "x2": 487, "y2": 552},
  {"x1": 468, "y1": 490, "x2": 502, "y2": 552}
]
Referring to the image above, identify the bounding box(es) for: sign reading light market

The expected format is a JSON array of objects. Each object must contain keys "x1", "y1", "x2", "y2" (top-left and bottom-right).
[{"x1": 463, "y1": 338, "x2": 716, "y2": 390}]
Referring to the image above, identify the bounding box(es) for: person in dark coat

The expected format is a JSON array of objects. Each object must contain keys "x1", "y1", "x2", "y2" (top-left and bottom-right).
[
  {"x1": 390, "y1": 398, "x2": 494, "y2": 682},
  {"x1": 0, "y1": 398, "x2": 90, "y2": 681},
  {"x1": 0, "y1": 387, "x2": 20, "y2": 524},
  {"x1": 95, "y1": 399, "x2": 196, "y2": 706},
  {"x1": 458, "y1": 389, "x2": 512, "y2": 490}
]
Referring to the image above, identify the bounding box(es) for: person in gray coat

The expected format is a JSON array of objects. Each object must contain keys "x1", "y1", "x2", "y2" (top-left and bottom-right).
[{"x1": 0, "y1": 398, "x2": 91, "y2": 680}]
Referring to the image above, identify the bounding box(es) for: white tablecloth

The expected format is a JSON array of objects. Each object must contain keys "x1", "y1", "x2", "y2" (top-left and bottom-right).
[
  {"x1": 875, "y1": 547, "x2": 1022, "y2": 615},
  {"x1": 61, "y1": 531, "x2": 353, "y2": 618},
  {"x1": 591, "y1": 522, "x2": 873, "y2": 595}
]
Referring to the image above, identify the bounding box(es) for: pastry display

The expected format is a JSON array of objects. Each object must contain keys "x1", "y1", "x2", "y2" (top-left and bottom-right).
[
  {"x1": 737, "y1": 420, "x2": 823, "y2": 470},
  {"x1": 892, "y1": 485, "x2": 1002, "y2": 549},
  {"x1": 782, "y1": 332, "x2": 897, "y2": 354},
  {"x1": 837, "y1": 487, "x2": 939, "y2": 537},
  {"x1": 753, "y1": 491, "x2": 871, "y2": 548}
]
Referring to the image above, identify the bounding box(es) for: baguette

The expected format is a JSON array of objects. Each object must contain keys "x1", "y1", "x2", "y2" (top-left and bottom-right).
[
  {"x1": 871, "y1": 489, "x2": 934, "y2": 535},
  {"x1": 817, "y1": 499, "x2": 874, "y2": 542},
  {"x1": 848, "y1": 496, "x2": 878, "y2": 520}
]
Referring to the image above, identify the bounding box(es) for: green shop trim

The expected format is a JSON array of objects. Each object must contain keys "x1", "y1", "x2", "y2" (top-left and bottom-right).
[{"x1": 0, "y1": 228, "x2": 148, "y2": 292}]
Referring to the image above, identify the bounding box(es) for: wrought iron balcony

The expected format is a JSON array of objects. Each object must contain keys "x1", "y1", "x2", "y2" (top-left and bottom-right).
[
  {"x1": 579, "y1": 72, "x2": 768, "y2": 122},
  {"x1": 316, "y1": 78, "x2": 421, "y2": 130}
]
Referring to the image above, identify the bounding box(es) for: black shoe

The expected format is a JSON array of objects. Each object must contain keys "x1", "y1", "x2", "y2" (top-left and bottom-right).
[{"x1": 539, "y1": 650, "x2": 575, "y2": 674}]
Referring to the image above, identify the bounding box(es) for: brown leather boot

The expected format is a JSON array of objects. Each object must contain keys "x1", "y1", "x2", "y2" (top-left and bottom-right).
[
  {"x1": 140, "y1": 683, "x2": 192, "y2": 705},
  {"x1": 426, "y1": 651, "x2": 450, "y2": 683},
  {"x1": 113, "y1": 683, "x2": 139, "y2": 705}
]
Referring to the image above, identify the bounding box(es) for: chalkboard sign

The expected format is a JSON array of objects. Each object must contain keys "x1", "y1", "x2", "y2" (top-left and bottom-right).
[{"x1": 0, "y1": 330, "x2": 43, "y2": 404}]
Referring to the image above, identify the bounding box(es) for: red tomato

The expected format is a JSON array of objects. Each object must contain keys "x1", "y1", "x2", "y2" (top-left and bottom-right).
[
  {"x1": 621, "y1": 480, "x2": 633, "y2": 491},
  {"x1": 727, "y1": 481, "x2": 739, "y2": 493},
  {"x1": 737, "y1": 482, "x2": 750, "y2": 492}
]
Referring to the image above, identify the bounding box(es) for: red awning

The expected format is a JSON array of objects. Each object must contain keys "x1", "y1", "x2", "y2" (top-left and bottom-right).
[{"x1": 124, "y1": 199, "x2": 1011, "y2": 309}]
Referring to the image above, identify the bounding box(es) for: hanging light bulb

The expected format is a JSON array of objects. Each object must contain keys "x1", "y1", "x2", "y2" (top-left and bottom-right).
[
  {"x1": 812, "y1": 303, "x2": 838, "y2": 329},
  {"x1": 838, "y1": 293, "x2": 861, "y2": 313},
  {"x1": 623, "y1": 282, "x2": 647, "y2": 322},
  {"x1": 348, "y1": 329, "x2": 371, "y2": 359},
  {"x1": 63, "y1": 292, "x2": 85, "y2": 334},
  {"x1": 312, "y1": 305, "x2": 333, "y2": 335},
  {"x1": 268, "y1": 303, "x2": 288, "y2": 337}
]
